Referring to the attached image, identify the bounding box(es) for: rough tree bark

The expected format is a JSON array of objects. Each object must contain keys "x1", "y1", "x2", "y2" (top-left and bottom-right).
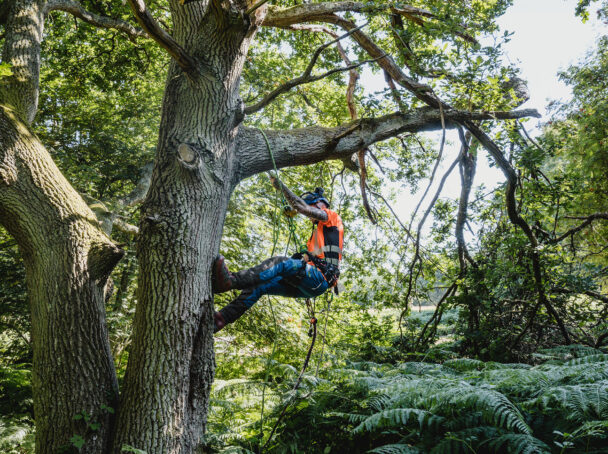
[
  {"x1": 0, "y1": 1, "x2": 123, "y2": 451},
  {"x1": 0, "y1": 107, "x2": 122, "y2": 451}
]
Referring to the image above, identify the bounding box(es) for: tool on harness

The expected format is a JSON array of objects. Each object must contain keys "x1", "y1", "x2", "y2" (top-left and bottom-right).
[
  {"x1": 301, "y1": 187, "x2": 330, "y2": 208},
  {"x1": 309, "y1": 254, "x2": 340, "y2": 287},
  {"x1": 308, "y1": 317, "x2": 317, "y2": 337},
  {"x1": 283, "y1": 205, "x2": 298, "y2": 218},
  {"x1": 285, "y1": 253, "x2": 340, "y2": 289}
]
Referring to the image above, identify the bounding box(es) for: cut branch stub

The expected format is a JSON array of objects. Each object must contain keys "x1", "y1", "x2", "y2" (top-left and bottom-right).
[{"x1": 178, "y1": 143, "x2": 197, "y2": 164}]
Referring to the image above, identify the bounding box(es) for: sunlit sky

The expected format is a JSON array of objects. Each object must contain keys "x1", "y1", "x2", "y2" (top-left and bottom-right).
[{"x1": 387, "y1": 0, "x2": 608, "y2": 225}]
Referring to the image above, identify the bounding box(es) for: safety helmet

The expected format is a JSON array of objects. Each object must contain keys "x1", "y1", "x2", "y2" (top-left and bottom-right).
[{"x1": 301, "y1": 187, "x2": 330, "y2": 208}]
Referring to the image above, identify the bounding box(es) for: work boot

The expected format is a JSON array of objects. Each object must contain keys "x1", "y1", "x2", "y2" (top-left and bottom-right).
[
  {"x1": 214, "y1": 311, "x2": 227, "y2": 333},
  {"x1": 212, "y1": 255, "x2": 234, "y2": 294}
]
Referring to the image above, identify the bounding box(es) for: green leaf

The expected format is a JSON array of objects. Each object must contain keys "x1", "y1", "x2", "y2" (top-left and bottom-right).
[{"x1": 70, "y1": 434, "x2": 85, "y2": 449}]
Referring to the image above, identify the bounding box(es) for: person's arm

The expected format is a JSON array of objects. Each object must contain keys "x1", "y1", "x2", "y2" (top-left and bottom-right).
[{"x1": 270, "y1": 176, "x2": 328, "y2": 222}]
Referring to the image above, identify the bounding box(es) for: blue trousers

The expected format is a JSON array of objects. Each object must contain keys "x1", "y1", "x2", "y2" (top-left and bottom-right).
[{"x1": 218, "y1": 256, "x2": 329, "y2": 324}]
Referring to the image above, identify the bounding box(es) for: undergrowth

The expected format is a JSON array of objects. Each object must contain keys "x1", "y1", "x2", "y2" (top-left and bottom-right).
[{"x1": 205, "y1": 344, "x2": 608, "y2": 454}]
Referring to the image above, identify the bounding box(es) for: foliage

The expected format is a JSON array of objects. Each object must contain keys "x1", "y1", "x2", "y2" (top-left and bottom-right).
[{"x1": 206, "y1": 345, "x2": 608, "y2": 453}]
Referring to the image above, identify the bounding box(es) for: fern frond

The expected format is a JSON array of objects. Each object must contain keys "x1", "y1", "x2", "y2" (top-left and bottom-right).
[
  {"x1": 486, "y1": 433, "x2": 552, "y2": 454},
  {"x1": 352, "y1": 408, "x2": 443, "y2": 434},
  {"x1": 443, "y1": 358, "x2": 486, "y2": 372},
  {"x1": 430, "y1": 426, "x2": 500, "y2": 454},
  {"x1": 368, "y1": 443, "x2": 422, "y2": 453},
  {"x1": 563, "y1": 354, "x2": 608, "y2": 366},
  {"x1": 397, "y1": 362, "x2": 444, "y2": 376},
  {"x1": 328, "y1": 411, "x2": 368, "y2": 424},
  {"x1": 426, "y1": 385, "x2": 531, "y2": 434},
  {"x1": 537, "y1": 344, "x2": 603, "y2": 361},
  {"x1": 525, "y1": 382, "x2": 608, "y2": 422}
]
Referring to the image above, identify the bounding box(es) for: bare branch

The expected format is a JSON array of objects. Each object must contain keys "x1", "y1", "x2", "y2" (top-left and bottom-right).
[
  {"x1": 407, "y1": 104, "x2": 447, "y2": 233},
  {"x1": 126, "y1": 0, "x2": 205, "y2": 80},
  {"x1": 245, "y1": 58, "x2": 378, "y2": 114},
  {"x1": 117, "y1": 162, "x2": 154, "y2": 208},
  {"x1": 245, "y1": 23, "x2": 372, "y2": 114},
  {"x1": 235, "y1": 106, "x2": 539, "y2": 181},
  {"x1": 45, "y1": 0, "x2": 145, "y2": 41},
  {"x1": 455, "y1": 129, "x2": 477, "y2": 270},
  {"x1": 550, "y1": 212, "x2": 608, "y2": 244}
]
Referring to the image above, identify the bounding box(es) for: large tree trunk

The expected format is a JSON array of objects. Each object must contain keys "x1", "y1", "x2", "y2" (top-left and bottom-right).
[
  {"x1": 113, "y1": 2, "x2": 259, "y2": 451},
  {"x1": 0, "y1": 106, "x2": 122, "y2": 453}
]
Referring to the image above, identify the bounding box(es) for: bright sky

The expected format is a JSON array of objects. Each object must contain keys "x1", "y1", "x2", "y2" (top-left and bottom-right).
[{"x1": 388, "y1": 0, "x2": 608, "y2": 226}]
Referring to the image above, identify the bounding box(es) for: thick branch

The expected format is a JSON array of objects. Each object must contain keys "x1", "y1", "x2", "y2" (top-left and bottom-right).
[
  {"x1": 126, "y1": 0, "x2": 202, "y2": 79},
  {"x1": 263, "y1": 2, "x2": 476, "y2": 43},
  {"x1": 264, "y1": 2, "x2": 432, "y2": 27},
  {"x1": 45, "y1": 0, "x2": 145, "y2": 41},
  {"x1": 235, "y1": 107, "x2": 538, "y2": 181}
]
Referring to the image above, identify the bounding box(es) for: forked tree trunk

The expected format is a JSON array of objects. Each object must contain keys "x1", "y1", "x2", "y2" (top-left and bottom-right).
[{"x1": 113, "y1": 3, "x2": 259, "y2": 451}]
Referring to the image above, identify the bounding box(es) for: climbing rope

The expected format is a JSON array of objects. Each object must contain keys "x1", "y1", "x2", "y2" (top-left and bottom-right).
[
  {"x1": 315, "y1": 292, "x2": 333, "y2": 377},
  {"x1": 257, "y1": 128, "x2": 305, "y2": 252},
  {"x1": 261, "y1": 299, "x2": 318, "y2": 452},
  {"x1": 256, "y1": 128, "x2": 334, "y2": 451}
]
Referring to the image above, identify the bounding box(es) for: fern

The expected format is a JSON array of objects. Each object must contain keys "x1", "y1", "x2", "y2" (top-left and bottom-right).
[
  {"x1": 430, "y1": 426, "x2": 501, "y2": 454},
  {"x1": 536, "y1": 344, "x2": 603, "y2": 360},
  {"x1": 526, "y1": 381, "x2": 608, "y2": 422},
  {"x1": 352, "y1": 408, "x2": 444, "y2": 434},
  {"x1": 368, "y1": 443, "x2": 422, "y2": 453},
  {"x1": 486, "y1": 433, "x2": 552, "y2": 453},
  {"x1": 420, "y1": 384, "x2": 531, "y2": 434},
  {"x1": 563, "y1": 353, "x2": 608, "y2": 366},
  {"x1": 443, "y1": 358, "x2": 486, "y2": 372}
]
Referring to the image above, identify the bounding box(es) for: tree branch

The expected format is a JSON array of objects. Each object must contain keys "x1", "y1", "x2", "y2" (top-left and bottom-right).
[
  {"x1": 245, "y1": 58, "x2": 378, "y2": 114},
  {"x1": 125, "y1": 0, "x2": 205, "y2": 80},
  {"x1": 245, "y1": 23, "x2": 373, "y2": 114},
  {"x1": 263, "y1": 2, "x2": 476, "y2": 43},
  {"x1": 550, "y1": 213, "x2": 608, "y2": 244},
  {"x1": 45, "y1": 0, "x2": 145, "y2": 42},
  {"x1": 235, "y1": 107, "x2": 539, "y2": 181}
]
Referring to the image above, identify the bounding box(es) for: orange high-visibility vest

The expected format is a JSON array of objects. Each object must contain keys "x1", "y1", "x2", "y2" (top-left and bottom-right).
[{"x1": 307, "y1": 208, "x2": 343, "y2": 266}]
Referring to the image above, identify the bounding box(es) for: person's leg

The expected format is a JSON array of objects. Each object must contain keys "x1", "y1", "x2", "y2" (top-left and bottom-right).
[
  {"x1": 216, "y1": 276, "x2": 292, "y2": 332},
  {"x1": 213, "y1": 255, "x2": 290, "y2": 293},
  {"x1": 232, "y1": 256, "x2": 291, "y2": 289},
  {"x1": 291, "y1": 264, "x2": 329, "y2": 299}
]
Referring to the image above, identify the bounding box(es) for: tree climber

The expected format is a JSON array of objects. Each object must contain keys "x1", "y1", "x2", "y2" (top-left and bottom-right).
[{"x1": 212, "y1": 178, "x2": 343, "y2": 332}]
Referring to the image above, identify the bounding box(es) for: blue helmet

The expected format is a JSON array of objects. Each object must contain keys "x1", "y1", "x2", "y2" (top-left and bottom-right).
[{"x1": 301, "y1": 187, "x2": 330, "y2": 208}]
